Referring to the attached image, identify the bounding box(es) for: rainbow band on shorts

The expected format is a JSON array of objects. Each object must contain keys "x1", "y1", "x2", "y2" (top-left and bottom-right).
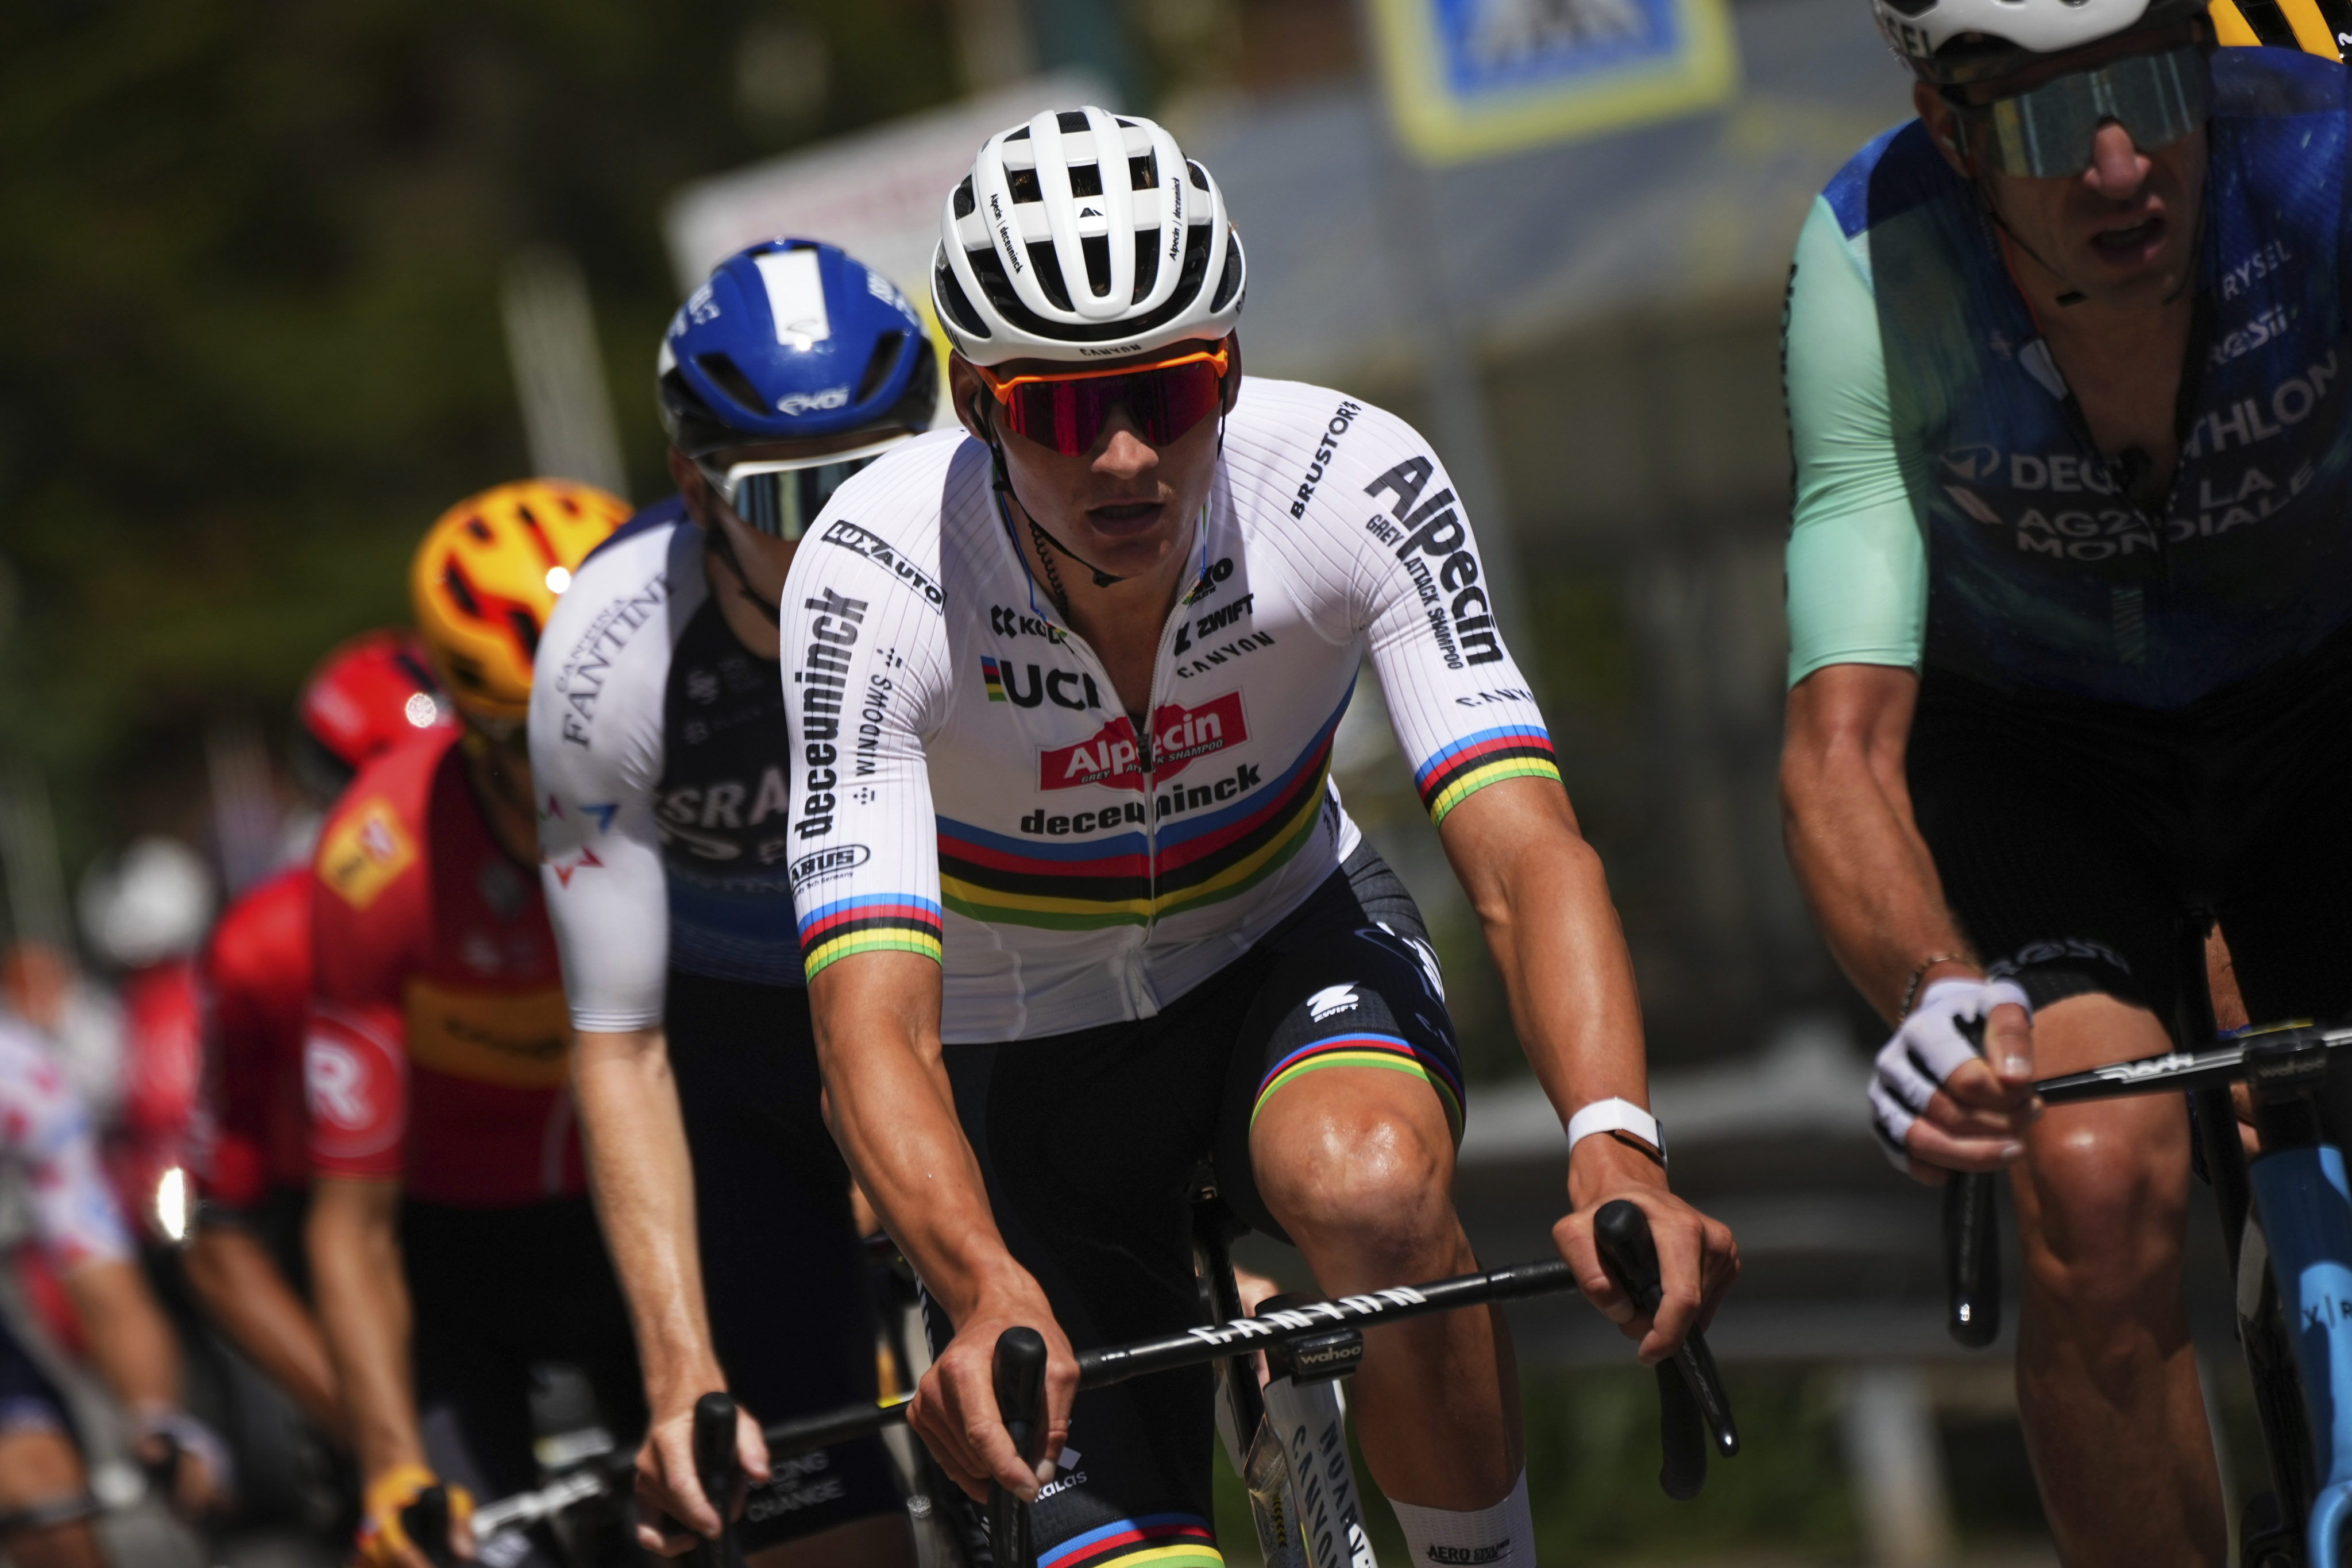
[
  {"x1": 1253, "y1": 1032, "x2": 1465, "y2": 1144},
  {"x1": 1038, "y1": 1512, "x2": 1221, "y2": 1567}
]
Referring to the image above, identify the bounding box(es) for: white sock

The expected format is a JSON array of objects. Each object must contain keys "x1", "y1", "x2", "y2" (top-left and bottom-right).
[{"x1": 1387, "y1": 1469, "x2": 1535, "y2": 1566}]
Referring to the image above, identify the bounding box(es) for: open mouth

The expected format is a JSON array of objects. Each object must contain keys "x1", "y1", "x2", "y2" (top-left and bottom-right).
[
  {"x1": 1086, "y1": 500, "x2": 1167, "y2": 536},
  {"x1": 2088, "y1": 214, "x2": 2165, "y2": 257}
]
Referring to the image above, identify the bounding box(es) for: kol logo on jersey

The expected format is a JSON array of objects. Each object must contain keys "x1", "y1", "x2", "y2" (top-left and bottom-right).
[{"x1": 1040, "y1": 691, "x2": 1246, "y2": 791}]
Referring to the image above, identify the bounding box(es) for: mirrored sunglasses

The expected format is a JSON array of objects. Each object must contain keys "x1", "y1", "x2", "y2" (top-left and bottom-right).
[
  {"x1": 700, "y1": 435, "x2": 913, "y2": 541},
  {"x1": 975, "y1": 343, "x2": 1231, "y2": 457},
  {"x1": 1959, "y1": 45, "x2": 2211, "y2": 179}
]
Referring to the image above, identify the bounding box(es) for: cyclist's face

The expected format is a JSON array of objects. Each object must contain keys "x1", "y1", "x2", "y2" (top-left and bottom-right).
[
  {"x1": 1919, "y1": 45, "x2": 2208, "y2": 309},
  {"x1": 951, "y1": 339, "x2": 1242, "y2": 585}
]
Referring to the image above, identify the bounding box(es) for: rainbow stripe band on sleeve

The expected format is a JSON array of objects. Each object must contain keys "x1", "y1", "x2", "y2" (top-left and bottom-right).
[
  {"x1": 1038, "y1": 1513, "x2": 1221, "y2": 1567},
  {"x1": 1413, "y1": 724, "x2": 1560, "y2": 825},
  {"x1": 1253, "y1": 1033, "x2": 1465, "y2": 1144},
  {"x1": 798, "y1": 892, "x2": 944, "y2": 979}
]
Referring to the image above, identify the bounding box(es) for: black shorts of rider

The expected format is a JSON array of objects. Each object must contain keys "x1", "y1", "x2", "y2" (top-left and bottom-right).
[
  {"x1": 1907, "y1": 625, "x2": 2352, "y2": 1035},
  {"x1": 402, "y1": 1196, "x2": 646, "y2": 1568},
  {"x1": 665, "y1": 970, "x2": 903, "y2": 1550},
  {"x1": 931, "y1": 844, "x2": 1461, "y2": 1566}
]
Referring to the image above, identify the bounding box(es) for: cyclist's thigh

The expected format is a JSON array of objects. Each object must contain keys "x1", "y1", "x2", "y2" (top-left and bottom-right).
[
  {"x1": 665, "y1": 972, "x2": 900, "y2": 1550},
  {"x1": 937, "y1": 983, "x2": 1252, "y2": 1563},
  {"x1": 1215, "y1": 849, "x2": 1465, "y2": 1245},
  {"x1": 1907, "y1": 671, "x2": 2189, "y2": 1021}
]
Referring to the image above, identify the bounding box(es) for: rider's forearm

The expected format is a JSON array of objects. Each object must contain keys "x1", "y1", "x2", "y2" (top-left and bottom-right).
[
  {"x1": 1440, "y1": 778, "x2": 1651, "y2": 1129},
  {"x1": 62, "y1": 1258, "x2": 180, "y2": 1416},
  {"x1": 809, "y1": 953, "x2": 1033, "y2": 1324},
  {"x1": 306, "y1": 1178, "x2": 423, "y2": 1481},
  {"x1": 571, "y1": 1029, "x2": 724, "y2": 1409},
  {"x1": 184, "y1": 1226, "x2": 346, "y2": 1442},
  {"x1": 1781, "y1": 665, "x2": 1975, "y2": 1022}
]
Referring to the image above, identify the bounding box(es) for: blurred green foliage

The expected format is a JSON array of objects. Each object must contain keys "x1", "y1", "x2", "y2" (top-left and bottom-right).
[{"x1": 0, "y1": 0, "x2": 960, "y2": 860}]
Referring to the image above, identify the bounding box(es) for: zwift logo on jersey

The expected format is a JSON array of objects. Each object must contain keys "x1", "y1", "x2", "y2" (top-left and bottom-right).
[
  {"x1": 1362, "y1": 457, "x2": 1502, "y2": 671},
  {"x1": 1040, "y1": 690, "x2": 1246, "y2": 791},
  {"x1": 818, "y1": 519, "x2": 944, "y2": 613}
]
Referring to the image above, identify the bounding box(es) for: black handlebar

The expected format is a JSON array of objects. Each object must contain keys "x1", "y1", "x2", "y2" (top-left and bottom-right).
[
  {"x1": 1593, "y1": 1199, "x2": 1741, "y2": 1498},
  {"x1": 686, "y1": 1392, "x2": 743, "y2": 1568},
  {"x1": 1942, "y1": 1172, "x2": 2001, "y2": 1347},
  {"x1": 990, "y1": 1327, "x2": 1048, "y2": 1566},
  {"x1": 400, "y1": 1484, "x2": 454, "y2": 1568}
]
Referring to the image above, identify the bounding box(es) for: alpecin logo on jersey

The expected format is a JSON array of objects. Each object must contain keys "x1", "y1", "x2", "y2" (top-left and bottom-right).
[
  {"x1": 818, "y1": 520, "x2": 944, "y2": 613},
  {"x1": 1040, "y1": 690, "x2": 1246, "y2": 791}
]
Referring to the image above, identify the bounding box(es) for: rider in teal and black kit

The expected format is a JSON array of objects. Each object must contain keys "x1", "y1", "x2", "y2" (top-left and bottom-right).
[{"x1": 1779, "y1": 0, "x2": 2352, "y2": 1556}]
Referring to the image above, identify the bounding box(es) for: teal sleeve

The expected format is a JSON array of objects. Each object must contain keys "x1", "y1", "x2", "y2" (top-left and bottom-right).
[{"x1": 1783, "y1": 194, "x2": 1925, "y2": 688}]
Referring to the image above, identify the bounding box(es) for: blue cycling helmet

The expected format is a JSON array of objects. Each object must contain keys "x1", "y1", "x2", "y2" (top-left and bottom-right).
[{"x1": 657, "y1": 239, "x2": 937, "y2": 460}]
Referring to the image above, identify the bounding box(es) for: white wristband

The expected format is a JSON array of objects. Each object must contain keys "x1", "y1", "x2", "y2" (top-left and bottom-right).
[{"x1": 1565, "y1": 1097, "x2": 1666, "y2": 1165}]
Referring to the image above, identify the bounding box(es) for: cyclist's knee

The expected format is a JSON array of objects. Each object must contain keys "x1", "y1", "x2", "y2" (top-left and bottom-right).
[
  {"x1": 2020, "y1": 1106, "x2": 2191, "y2": 1310},
  {"x1": 1254, "y1": 1089, "x2": 1455, "y2": 1260}
]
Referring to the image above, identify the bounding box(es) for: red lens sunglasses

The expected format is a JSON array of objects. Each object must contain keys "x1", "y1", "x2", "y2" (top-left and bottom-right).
[{"x1": 972, "y1": 341, "x2": 1231, "y2": 457}]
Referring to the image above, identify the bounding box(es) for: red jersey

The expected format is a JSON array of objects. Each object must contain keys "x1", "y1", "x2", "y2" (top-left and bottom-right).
[
  {"x1": 105, "y1": 957, "x2": 202, "y2": 1238},
  {"x1": 303, "y1": 727, "x2": 581, "y2": 1207},
  {"x1": 193, "y1": 867, "x2": 312, "y2": 1211}
]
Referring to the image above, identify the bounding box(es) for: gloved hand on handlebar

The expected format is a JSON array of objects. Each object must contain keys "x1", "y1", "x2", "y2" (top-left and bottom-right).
[
  {"x1": 356, "y1": 1462, "x2": 474, "y2": 1567},
  {"x1": 129, "y1": 1405, "x2": 232, "y2": 1520},
  {"x1": 1869, "y1": 975, "x2": 2038, "y2": 1180}
]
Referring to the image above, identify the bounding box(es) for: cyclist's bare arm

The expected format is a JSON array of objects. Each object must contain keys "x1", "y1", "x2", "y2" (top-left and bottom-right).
[
  {"x1": 807, "y1": 951, "x2": 1072, "y2": 1503},
  {"x1": 1435, "y1": 774, "x2": 1738, "y2": 1361},
  {"x1": 1781, "y1": 663, "x2": 2033, "y2": 1154},
  {"x1": 572, "y1": 1027, "x2": 772, "y2": 1548},
  {"x1": 307, "y1": 1177, "x2": 426, "y2": 1485},
  {"x1": 184, "y1": 1225, "x2": 346, "y2": 1442}
]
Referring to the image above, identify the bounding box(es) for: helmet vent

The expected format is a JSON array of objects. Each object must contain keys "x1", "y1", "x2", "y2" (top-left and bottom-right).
[
  {"x1": 1131, "y1": 230, "x2": 1160, "y2": 302},
  {"x1": 694, "y1": 353, "x2": 770, "y2": 417},
  {"x1": 1056, "y1": 110, "x2": 1090, "y2": 132},
  {"x1": 954, "y1": 176, "x2": 976, "y2": 218},
  {"x1": 1188, "y1": 160, "x2": 1210, "y2": 193},
  {"x1": 856, "y1": 331, "x2": 907, "y2": 403},
  {"x1": 1082, "y1": 235, "x2": 1112, "y2": 296},
  {"x1": 935, "y1": 254, "x2": 990, "y2": 337},
  {"x1": 1883, "y1": 0, "x2": 1936, "y2": 14},
  {"x1": 442, "y1": 561, "x2": 484, "y2": 619},
  {"x1": 1211, "y1": 241, "x2": 1242, "y2": 312},
  {"x1": 508, "y1": 610, "x2": 541, "y2": 660},
  {"x1": 1028, "y1": 244, "x2": 1074, "y2": 310},
  {"x1": 1010, "y1": 168, "x2": 1043, "y2": 203},
  {"x1": 1069, "y1": 163, "x2": 1104, "y2": 198},
  {"x1": 1129, "y1": 154, "x2": 1158, "y2": 191},
  {"x1": 1005, "y1": 126, "x2": 1032, "y2": 141},
  {"x1": 465, "y1": 517, "x2": 493, "y2": 542}
]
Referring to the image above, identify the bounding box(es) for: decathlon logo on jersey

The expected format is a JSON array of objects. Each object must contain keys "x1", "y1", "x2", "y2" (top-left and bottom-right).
[
  {"x1": 1307, "y1": 985, "x2": 1360, "y2": 1022},
  {"x1": 818, "y1": 520, "x2": 944, "y2": 612},
  {"x1": 1039, "y1": 691, "x2": 1247, "y2": 791}
]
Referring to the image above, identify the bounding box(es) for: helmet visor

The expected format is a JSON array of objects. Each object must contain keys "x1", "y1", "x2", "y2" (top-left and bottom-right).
[
  {"x1": 701, "y1": 434, "x2": 913, "y2": 541},
  {"x1": 1960, "y1": 45, "x2": 2210, "y2": 178},
  {"x1": 975, "y1": 343, "x2": 1231, "y2": 457}
]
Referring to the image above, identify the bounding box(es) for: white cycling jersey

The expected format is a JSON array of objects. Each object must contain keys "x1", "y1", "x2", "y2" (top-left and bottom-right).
[
  {"x1": 778, "y1": 377, "x2": 1559, "y2": 1042},
  {"x1": 0, "y1": 1019, "x2": 132, "y2": 1271},
  {"x1": 532, "y1": 501, "x2": 804, "y2": 1032}
]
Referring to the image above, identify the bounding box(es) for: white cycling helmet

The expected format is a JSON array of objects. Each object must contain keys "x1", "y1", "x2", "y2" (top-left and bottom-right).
[
  {"x1": 1876, "y1": 0, "x2": 2206, "y2": 81},
  {"x1": 78, "y1": 836, "x2": 215, "y2": 971},
  {"x1": 932, "y1": 106, "x2": 1245, "y2": 368}
]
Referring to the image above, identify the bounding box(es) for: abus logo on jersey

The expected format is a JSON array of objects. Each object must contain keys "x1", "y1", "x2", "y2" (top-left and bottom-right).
[
  {"x1": 1039, "y1": 690, "x2": 1247, "y2": 791},
  {"x1": 789, "y1": 844, "x2": 870, "y2": 887}
]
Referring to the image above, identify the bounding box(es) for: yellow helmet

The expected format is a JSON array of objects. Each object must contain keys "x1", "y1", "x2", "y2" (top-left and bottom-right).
[{"x1": 410, "y1": 479, "x2": 631, "y2": 729}]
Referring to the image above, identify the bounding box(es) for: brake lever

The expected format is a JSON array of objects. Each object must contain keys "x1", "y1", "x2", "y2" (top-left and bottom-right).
[
  {"x1": 686, "y1": 1392, "x2": 744, "y2": 1568},
  {"x1": 400, "y1": 1484, "x2": 457, "y2": 1568},
  {"x1": 990, "y1": 1327, "x2": 1047, "y2": 1567},
  {"x1": 1592, "y1": 1199, "x2": 1740, "y2": 1501}
]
